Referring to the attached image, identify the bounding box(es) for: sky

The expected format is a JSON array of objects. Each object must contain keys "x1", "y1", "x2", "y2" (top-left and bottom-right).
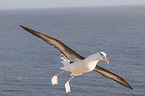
[{"x1": 0, "y1": 0, "x2": 145, "y2": 9}]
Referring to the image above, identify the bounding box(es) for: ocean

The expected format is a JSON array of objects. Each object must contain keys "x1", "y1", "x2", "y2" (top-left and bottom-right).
[{"x1": 0, "y1": 5, "x2": 145, "y2": 96}]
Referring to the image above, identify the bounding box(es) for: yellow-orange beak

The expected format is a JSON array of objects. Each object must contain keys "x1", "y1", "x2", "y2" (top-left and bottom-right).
[{"x1": 104, "y1": 57, "x2": 109, "y2": 64}]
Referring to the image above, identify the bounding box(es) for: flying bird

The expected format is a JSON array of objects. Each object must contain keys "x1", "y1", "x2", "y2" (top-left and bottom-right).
[{"x1": 20, "y1": 25, "x2": 133, "y2": 93}]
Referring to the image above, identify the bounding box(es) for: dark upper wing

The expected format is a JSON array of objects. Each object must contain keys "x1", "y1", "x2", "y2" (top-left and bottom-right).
[
  {"x1": 94, "y1": 65, "x2": 133, "y2": 90},
  {"x1": 20, "y1": 25, "x2": 85, "y2": 62}
]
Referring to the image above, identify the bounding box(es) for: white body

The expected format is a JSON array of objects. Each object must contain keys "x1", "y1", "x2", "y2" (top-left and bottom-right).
[
  {"x1": 52, "y1": 52, "x2": 108, "y2": 93},
  {"x1": 61, "y1": 59, "x2": 98, "y2": 76},
  {"x1": 60, "y1": 53, "x2": 103, "y2": 76}
]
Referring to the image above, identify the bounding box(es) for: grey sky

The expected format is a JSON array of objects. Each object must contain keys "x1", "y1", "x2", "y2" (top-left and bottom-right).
[{"x1": 0, "y1": 0, "x2": 145, "y2": 9}]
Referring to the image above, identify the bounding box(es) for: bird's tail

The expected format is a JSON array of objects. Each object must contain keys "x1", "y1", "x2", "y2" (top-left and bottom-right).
[{"x1": 60, "y1": 54, "x2": 70, "y2": 66}]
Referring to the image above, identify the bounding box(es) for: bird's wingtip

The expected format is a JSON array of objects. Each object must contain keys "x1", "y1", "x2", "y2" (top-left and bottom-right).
[
  {"x1": 19, "y1": 25, "x2": 25, "y2": 28},
  {"x1": 130, "y1": 86, "x2": 134, "y2": 90},
  {"x1": 19, "y1": 25, "x2": 22, "y2": 27},
  {"x1": 19, "y1": 25, "x2": 29, "y2": 31},
  {"x1": 126, "y1": 83, "x2": 133, "y2": 90}
]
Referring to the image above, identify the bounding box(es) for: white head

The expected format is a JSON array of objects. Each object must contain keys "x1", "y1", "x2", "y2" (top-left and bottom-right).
[
  {"x1": 87, "y1": 51, "x2": 109, "y2": 64},
  {"x1": 98, "y1": 51, "x2": 109, "y2": 64}
]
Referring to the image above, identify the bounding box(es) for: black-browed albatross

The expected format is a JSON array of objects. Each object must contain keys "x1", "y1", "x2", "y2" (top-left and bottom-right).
[{"x1": 20, "y1": 25, "x2": 133, "y2": 93}]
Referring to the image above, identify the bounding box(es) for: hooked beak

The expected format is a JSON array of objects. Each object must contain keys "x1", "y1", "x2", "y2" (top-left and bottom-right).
[{"x1": 104, "y1": 57, "x2": 109, "y2": 64}]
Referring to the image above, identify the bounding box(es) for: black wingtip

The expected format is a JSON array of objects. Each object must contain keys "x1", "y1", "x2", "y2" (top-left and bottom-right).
[
  {"x1": 127, "y1": 84, "x2": 133, "y2": 90},
  {"x1": 19, "y1": 25, "x2": 26, "y2": 29},
  {"x1": 129, "y1": 86, "x2": 134, "y2": 90},
  {"x1": 19, "y1": 25, "x2": 33, "y2": 32},
  {"x1": 121, "y1": 78, "x2": 134, "y2": 90},
  {"x1": 19, "y1": 25, "x2": 23, "y2": 27},
  {"x1": 120, "y1": 77, "x2": 134, "y2": 90}
]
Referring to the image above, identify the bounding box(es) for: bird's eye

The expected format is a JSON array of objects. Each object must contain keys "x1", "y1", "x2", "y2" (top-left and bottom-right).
[{"x1": 99, "y1": 52, "x2": 103, "y2": 56}]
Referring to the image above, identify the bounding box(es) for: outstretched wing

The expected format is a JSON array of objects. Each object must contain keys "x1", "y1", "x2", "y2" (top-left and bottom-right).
[
  {"x1": 20, "y1": 25, "x2": 85, "y2": 62},
  {"x1": 20, "y1": 25, "x2": 133, "y2": 90},
  {"x1": 94, "y1": 65, "x2": 133, "y2": 90}
]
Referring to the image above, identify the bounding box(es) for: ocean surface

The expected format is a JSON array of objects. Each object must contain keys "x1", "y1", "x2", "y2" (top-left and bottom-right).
[{"x1": 0, "y1": 5, "x2": 145, "y2": 96}]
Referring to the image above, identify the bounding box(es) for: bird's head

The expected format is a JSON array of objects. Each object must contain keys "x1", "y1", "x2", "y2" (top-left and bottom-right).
[{"x1": 98, "y1": 51, "x2": 109, "y2": 64}]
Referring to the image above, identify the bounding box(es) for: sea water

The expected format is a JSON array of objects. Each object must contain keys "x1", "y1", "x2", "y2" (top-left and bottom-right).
[{"x1": 0, "y1": 5, "x2": 145, "y2": 96}]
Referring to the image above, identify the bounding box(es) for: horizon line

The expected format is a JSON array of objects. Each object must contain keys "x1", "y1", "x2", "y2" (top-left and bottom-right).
[{"x1": 0, "y1": 4, "x2": 145, "y2": 10}]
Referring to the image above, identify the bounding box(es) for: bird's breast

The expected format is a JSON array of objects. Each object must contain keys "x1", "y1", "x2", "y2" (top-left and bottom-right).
[
  {"x1": 64, "y1": 60, "x2": 98, "y2": 76},
  {"x1": 85, "y1": 61, "x2": 99, "y2": 71}
]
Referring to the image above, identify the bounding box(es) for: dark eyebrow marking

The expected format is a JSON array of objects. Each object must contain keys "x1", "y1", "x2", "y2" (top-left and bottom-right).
[{"x1": 99, "y1": 52, "x2": 103, "y2": 56}]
